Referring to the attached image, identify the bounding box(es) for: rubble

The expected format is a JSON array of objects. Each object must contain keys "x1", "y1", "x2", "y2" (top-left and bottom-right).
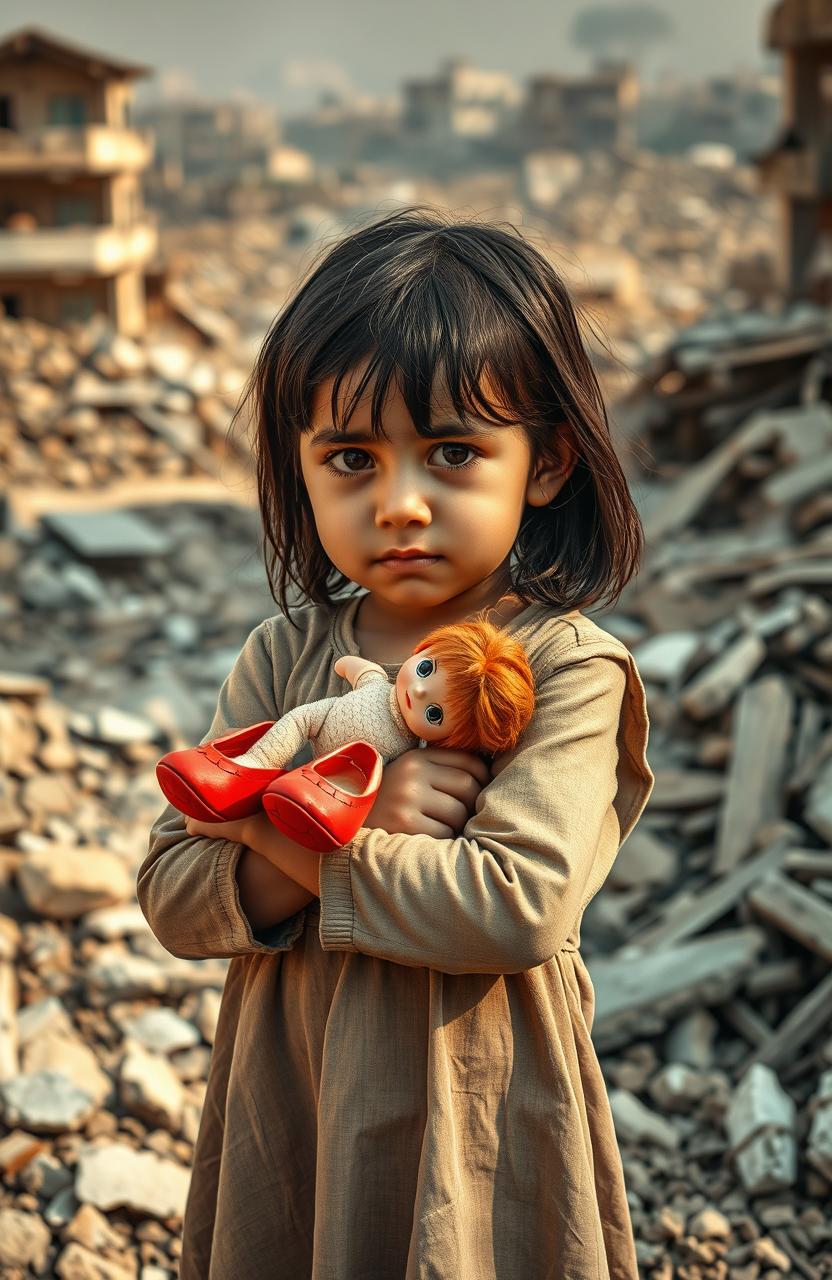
[
  {"x1": 580, "y1": 297, "x2": 832, "y2": 1275},
  {"x1": 0, "y1": 310, "x2": 252, "y2": 506}
]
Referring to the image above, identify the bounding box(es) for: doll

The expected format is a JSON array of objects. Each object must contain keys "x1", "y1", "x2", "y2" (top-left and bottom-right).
[{"x1": 156, "y1": 617, "x2": 536, "y2": 853}]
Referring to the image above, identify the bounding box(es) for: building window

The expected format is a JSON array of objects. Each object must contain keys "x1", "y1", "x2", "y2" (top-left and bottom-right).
[
  {"x1": 48, "y1": 95, "x2": 87, "y2": 126},
  {"x1": 55, "y1": 196, "x2": 95, "y2": 226},
  {"x1": 59, "y1": 291, "x2": 95, "y2": 322}
]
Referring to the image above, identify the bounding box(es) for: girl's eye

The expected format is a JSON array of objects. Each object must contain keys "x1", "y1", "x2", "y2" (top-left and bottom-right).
[
  {"x1": 323, "y1": 447, "x2": 372, "y2": 477},
  {"x1": 321, "y1": 442, "x2": 479, "y2": 479},
  {"x1": 416, "y1": 658, "x2": 434, "y2": 678},
  {"x1": 425, "y1": 704, "x2": 443, "y2": 726}
]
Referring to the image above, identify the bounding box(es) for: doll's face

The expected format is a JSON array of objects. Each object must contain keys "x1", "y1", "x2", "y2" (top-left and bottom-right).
[{"x1": 395, "y1": 648, "x2": 454, "y2": 741}]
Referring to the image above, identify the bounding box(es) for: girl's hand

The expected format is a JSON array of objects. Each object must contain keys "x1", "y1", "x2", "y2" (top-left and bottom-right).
[
  {"x1": 184, "y1": 814, "x2": 255, "y2": 844},
  {"x1": 365, "y1": 747, "x2": 491, "y2": 840}
]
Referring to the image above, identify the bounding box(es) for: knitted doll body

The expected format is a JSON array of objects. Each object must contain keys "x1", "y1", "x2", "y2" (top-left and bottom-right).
[{"x1": 236, "y1": 665, "x2": 421, "y2": 769}]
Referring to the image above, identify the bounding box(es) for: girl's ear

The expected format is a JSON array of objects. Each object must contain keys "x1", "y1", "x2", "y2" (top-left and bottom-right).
[{"x1": 525, "y1": 425, "x2": 579, "y2": 508}]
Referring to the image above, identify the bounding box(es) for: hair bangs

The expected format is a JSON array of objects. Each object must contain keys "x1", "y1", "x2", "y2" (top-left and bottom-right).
[{"x1": 313, "y1": 259, "x2": 554, "y2": 443}]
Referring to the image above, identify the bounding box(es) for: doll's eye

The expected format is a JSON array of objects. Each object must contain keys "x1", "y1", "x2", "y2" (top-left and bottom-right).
[
  {"x1": 416, "y1": 658, "x2": 434, "y2": 678},
  {"x1": 425, "y1": 704, "x2": 443, "y2": 725}
]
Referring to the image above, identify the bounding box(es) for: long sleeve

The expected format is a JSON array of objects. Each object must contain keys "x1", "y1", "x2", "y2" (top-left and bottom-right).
[
  {"x1": 317, "y1": 639, "x2": 655, "y2": 975},
  {"x1": 136, "y1": 620, "x2": 306, "y2": 960}
]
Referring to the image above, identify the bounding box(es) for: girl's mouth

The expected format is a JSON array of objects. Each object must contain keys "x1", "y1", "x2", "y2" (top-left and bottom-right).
[{"x1": 378, "y1": 556, "x2": 441, "y2": 573}]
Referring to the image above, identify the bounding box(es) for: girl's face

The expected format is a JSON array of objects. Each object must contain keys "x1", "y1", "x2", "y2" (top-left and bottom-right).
[{"x1": 299, "y1": 360, "x2": 573, "y2": 624}]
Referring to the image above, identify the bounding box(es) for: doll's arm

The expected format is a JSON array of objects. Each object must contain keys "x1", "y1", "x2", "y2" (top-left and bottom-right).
[
  {"x1": 248, "y1": 696, "x2": 340, "y2": 768},
  {"x1": 333, "y1": 655, "x2": 389, "y2": 690}
]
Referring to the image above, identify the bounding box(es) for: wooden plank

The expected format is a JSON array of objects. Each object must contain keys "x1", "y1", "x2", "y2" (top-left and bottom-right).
[
  {"x1": 589, "y1": 926, "x2": 766, "y2": 1052},
  {"x1": 644, "y1": 413, "x2": 779, "y2": 543},
  {"x1": 740, "y1": 966, "x2": 832, "y2": 1073},
  {"x1": 783, "y1": 849, "x2": 832, "y2": 882},
  {"x1": 634, "y1": 835, "x2": 792, "y2": 950},
  {"x1": 746, "y1": 872, "x2": 832, "y2": 962},
  {"x1": 714, "y1": 676, "x2": 794, "y2": 875},
  {"x1": 680, "y1": 633, "x2": 766, "y2": 721}
]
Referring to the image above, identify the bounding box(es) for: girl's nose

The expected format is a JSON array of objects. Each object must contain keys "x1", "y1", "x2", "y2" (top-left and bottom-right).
[{"x1": 374, "y1": 471, "x2": 431, "y2": 525}]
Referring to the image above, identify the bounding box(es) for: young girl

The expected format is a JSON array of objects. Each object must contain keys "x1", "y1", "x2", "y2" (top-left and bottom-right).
[{"x1": 138, "y1": 205, "x2": 655, "y2": 1280}]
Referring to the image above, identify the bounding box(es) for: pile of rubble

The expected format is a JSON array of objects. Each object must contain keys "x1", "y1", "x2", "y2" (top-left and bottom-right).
[
  {"x1": 0, "y1": 495, "x2": 278, "y2": 1277},
  {"x1": 0, "y1": 313, "x2": 252, "y2": 498},
  {"x1": 582, "y1": 298, "x2": 832, "y2": 1277}
]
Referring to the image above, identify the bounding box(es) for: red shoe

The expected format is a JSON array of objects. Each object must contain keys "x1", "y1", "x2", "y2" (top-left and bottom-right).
[
  {"x1": 261, "y1": 740, "x2": 383, "y2": 853},
  {"x1": 156, "y1": 721, "x2": 287, "y2": 823}
]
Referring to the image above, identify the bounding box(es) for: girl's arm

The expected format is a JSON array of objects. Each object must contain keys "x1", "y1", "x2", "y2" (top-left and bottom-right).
[
  {"x1": 236, "y1": 845, "x2": 317, "y2": 927},
  {"x1": 313, "y1": 637, "x2": 655, "y2": 975},
  {"x1": 137, "y1": 619, "x2": 313, "y2": 960}
]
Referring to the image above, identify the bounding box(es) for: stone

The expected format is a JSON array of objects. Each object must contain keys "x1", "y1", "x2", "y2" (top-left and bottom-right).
[
  {"x1": 664, "y1": 1009, "x2": 718, "y2": 1070},
  {"x1": 648, "y1": 1063, "x2": 716, "y2": 1113},
  {"x1": 117, "y1": 1007, "x2": 200, "y2": 1056},
  {"x1": 687, "y1": 1207, "x2": 732, "y2": 1240},
  {"x1": 725, "y1": 1063, "x2": 797, "y2": 1195},
  {"x1": 45, "y1": 1184, "x2": 80, "y2": 1227},
  {"x1": 54, "y1": 1241, "x2": 135, "y2": 1278},
  {"x1": 806, "y1": 1068, "x2": 832, "y2": 1180},
  {"x1": 64, "y1": 1201, "x2": 127, "y2": 1254},
  {"x1": 0, "y1": 1129, "x2": 49, "y2": 1178},
  {"x1": 75, "y1": 1143, "x2": 191, "y2": 1220},
  {"x1": 22, "y1": 1029, "x2": 112, "y2": 1108},
  {"x1": 18, "y1": 1149, "x2": 74, "y2": 1198},
  {"x1": 41, "y1": 509, "x2": 173, "y2": 561},
  {"x1": 632, "y1": 631, "x2": 701, "y2": 684},
  {"x1": 17, "y1": 846, "x2": 134, "y2": 919},
  {"x1": 191, "y1": 989, "x2": 221, "y2": 1045},
  {"x1": 0, "y1": 1069, "x2": 97, "y2": 1133},
  {"x1": 17, "y1": 995, "x2": 75, "y2": 1044},
  {"x1": 83, "y1": 946, "x2": 169, "y2": 1005},
  {"x1": 80, "y1": 903, "x2": 153, "y2": 940},
  {"x1": 119, "y1": 1041, "x2": 185, "y2": 1130},
  {"x1": 69, "y1": 705, "x2": 160, "y2": 747},
  {"x1": 608, "y1": 1089, "x2": 681, "y2": 1150},
  {"x1": 0, "y1": 1206, "x2": 51, "y2": 1272}
]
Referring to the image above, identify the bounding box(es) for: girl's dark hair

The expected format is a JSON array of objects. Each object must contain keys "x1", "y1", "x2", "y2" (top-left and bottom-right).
[{"x1": 233, "y1": 204, "x2": 644, "y2": 623}]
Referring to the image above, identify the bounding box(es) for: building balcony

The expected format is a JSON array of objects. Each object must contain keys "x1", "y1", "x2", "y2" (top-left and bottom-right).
[
  {"x1": 0, "y1": 221, "x2": 158, "y2": 276},
  {"x1": 0, "y1": 125, "x2": 154, "y2": 175}
]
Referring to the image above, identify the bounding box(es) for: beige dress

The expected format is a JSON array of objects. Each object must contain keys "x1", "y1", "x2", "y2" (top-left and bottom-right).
[{"x1": 138, "y1": 591, "x2": 655, "y2": 1280}]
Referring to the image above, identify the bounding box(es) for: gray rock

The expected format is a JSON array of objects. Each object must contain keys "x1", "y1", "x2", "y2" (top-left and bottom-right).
[
  {"x1": 118, "y1": 1007, "x2": 201, "y2": 1056},
  {"x1": 17, "y1": 995, "x2": 74, "y2": 1045},
  {"x1": 75, "y1": 1143, "x2": 190, "y2": 1220},
  {"x1": 609, "y1": 1089, "x2": 681, "y2": 1150},
  {"x1": 19, "y1": 1150, "x2": 74, "y2": 1198},
  {"x1": 42, "y1": 509, "x2": 173, "y2": 560},
  {"x1": 44, "y1": 1184, "x2": 80, "y2": 1227},
  {"x1": 807, "y1": 1068, "x2": 832, "y2": 1180},
  {"x1": 0, "y1": 1069, "x2": 96, "y2": 1133}
]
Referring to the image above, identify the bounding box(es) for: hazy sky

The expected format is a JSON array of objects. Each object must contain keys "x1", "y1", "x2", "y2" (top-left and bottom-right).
[{"x1": 3, "y1": 0, "x2": 778, "y2": 113}]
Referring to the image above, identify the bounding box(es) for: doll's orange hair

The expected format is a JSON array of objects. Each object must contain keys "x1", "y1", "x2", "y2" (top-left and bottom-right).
[{"x1": 411, "y1": 617, "x2": 535, "y2": 754}]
